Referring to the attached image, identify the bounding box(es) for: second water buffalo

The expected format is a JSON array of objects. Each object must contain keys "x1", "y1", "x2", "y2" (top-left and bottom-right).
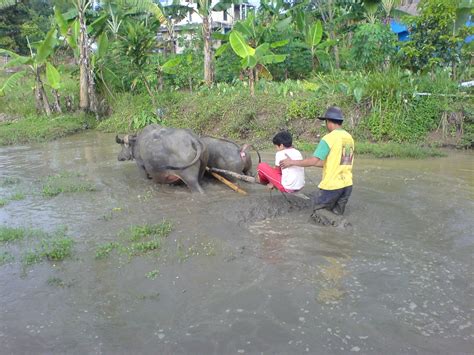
[
  {"x1": 201, "y1": 136, "x2": 260, "y2": 175},
  {"x1": 116, "y1": 124, "x2": 208, "y2": 193}
]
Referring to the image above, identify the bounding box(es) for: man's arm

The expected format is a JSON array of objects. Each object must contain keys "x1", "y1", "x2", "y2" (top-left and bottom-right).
[{"x1": 280, "y1": 155, "x2": 324, "y2": 169}]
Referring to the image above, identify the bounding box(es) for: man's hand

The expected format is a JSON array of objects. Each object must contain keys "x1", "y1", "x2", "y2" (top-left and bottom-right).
[{"x1": 279, "y1": 153, "x2": 293, "y2": 169}]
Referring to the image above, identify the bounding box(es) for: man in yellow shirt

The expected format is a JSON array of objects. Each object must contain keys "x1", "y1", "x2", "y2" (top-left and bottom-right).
[{"x1": 280, "y1": 106, "x2": 354, "y2": 215}]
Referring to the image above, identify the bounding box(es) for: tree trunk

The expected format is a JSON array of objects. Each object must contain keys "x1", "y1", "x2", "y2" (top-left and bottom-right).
[
  {"x1": 329, "y1": 30, "x2": 340, "y2": 69},
  {"x1": 189, "y1": 77, "x2": 193, "y2": 92},
  {"x1": 248, "y1": 68, "x2": 255, "y2": 97},
  {"x1": 202, "y1": 15, "x2": 213, "y2": 87},
  {"x1": 51, "y1": 89, "x2": 62, "y2": 113},
  {"x1": 142, "y1": 73, "x2": 157, "y2": 108},
  {"x1": 451, "y1": 61, "x2": 457, "y2": 80},
  {"x1": 35, "y1": 67, "x2": 51, "y2": 116},
  {"x1": 77, "y1": 0, "x2": 98, "y2": 116},
  {"x1": 158, "y1": 70, "x2": 164, "y2": 92}
]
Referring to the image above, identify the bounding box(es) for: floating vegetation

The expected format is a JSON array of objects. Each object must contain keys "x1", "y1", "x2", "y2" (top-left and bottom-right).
[
  {"x1": 1, "y1": 177, "x2": 20, "y2": 186},
  {"x1": 176, "y1": 239, "x2": 217, "y2": 263},
  {"x1": 9, "y1": 192, "x2": 25, "y2": 201},
  {"x1": 0, "y1": 199, "x2": 7, "y2": 207},
  {"x1": 0, "y1": 251, "x2": 14, "y2": 265},
  {"x1": 99, "y1": 207, "x2": 123, "y2": 221},
  {"x1": 20, "y1": 228, "x2": 74, "y2": 267},
  {"x1": 41, "y1": 171, "x2": 96, "y2": 197},
  {"x1": 46, "y1": 277, "x2": 74, "y2": 288},
  {"x1": 137, "y1": 292, "x2": 160, "y2": 301},
  {"x1": 145, "y1": 269, "x2": 160, "y2": 280},
  {"x1": 0, "y1": 226, "x2": 26, "y2": 243},
  {"x1": 95, "y1": 242, "x2": 120, "y2": 259},
  {"x1": 95, "y1": 220, "x2": 173, "y2": 260},
  {"x1": 123, "y1": 222, "x2": 173, "y2": 243},
  {"x1": 0, "y1": 226, "x2": 51, "y2": 244}
]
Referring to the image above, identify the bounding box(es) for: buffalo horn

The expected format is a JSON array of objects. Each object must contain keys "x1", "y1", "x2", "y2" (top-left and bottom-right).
[{"x1": 115, "y1": 135, "x2": 124, "y2": 144}]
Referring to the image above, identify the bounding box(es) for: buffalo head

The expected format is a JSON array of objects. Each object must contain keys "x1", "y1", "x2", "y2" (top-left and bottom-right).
[{"x1": 116, "y1": 134, "x2": 137, "y2": 161}]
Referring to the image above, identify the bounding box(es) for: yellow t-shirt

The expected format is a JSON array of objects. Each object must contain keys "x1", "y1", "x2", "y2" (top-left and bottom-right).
[{"x1": 313, "y1": 129, "x2": 354, "y2": 190}]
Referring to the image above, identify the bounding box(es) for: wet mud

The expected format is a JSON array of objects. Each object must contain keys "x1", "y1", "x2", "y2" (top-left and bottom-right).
[{"x1": 0, "y1": 131, "x2": 473, "y2": 354}]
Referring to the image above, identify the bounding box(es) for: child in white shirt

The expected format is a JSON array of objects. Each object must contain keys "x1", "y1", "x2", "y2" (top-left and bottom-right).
[{"x1": 257, "y1": 131, "x2": 305, "y2": 193}]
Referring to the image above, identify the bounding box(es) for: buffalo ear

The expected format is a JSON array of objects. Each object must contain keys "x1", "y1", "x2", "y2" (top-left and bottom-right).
[{"x1": 116, "y1": 135, "x2": 124, "y2": 144}]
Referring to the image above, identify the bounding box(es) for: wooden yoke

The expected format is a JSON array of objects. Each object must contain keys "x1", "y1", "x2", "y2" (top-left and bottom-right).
[{"x1": 206, "y1": 167, "x2": 248, "y2": 195}]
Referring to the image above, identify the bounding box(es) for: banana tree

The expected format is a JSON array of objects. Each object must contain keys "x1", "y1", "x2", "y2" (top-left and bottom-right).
[
  {"x1": 227, "y1": 30, "x2": 287, "y2": 96},
  {"x1": 0, "y1": 28, "x2": 61, "y2": 116},
  {"x1": 156, "y1": 56, "x2": 182, "y2": 91},
  {"x1": 304, "y1": 20, "x2": 335, "y2": 71},
  {"x1": 180, "y1": 0, "x2": 245, "y2": 87}
]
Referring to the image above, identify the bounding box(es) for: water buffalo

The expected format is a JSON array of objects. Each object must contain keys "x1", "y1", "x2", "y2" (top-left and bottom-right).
[
  {"x1": 116, "y1": 124, "x2": 208, "y2": 193},
  {"x1": 201, "y1": 136, "x2": 261, "y2": 175}
]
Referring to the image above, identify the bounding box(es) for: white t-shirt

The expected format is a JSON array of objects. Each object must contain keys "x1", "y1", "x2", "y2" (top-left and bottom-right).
[{"x1": 275, "y1": 148, "x2": 305, "y2": 191}]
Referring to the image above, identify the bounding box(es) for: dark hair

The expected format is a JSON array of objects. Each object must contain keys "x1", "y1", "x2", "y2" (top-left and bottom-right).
[
  {"x1": 272, "y1": 131, "x2": 292, "y2": 148},
  {"x1": 327, "y1": 118, "x2": 343, "y2": 125}
]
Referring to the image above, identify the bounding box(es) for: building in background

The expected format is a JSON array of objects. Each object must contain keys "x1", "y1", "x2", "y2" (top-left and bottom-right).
[{"x1": 159, "y1": 0, "x2": 255, "y2": 53}]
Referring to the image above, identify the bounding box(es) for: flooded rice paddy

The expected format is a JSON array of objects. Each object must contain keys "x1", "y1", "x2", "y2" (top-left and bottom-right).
[{"x1": 0, "y1": 131, "x2": 473, "y2": 354}]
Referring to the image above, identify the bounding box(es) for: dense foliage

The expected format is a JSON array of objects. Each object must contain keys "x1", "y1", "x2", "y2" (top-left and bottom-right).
[{"x1": 0, "y1": 0, "x2": 473, "y2": 149}]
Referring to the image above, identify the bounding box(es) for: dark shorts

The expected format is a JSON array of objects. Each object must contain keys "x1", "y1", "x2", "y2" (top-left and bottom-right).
[{"x1": 310, "y1": 186, "x2": 352, "y2": 215}]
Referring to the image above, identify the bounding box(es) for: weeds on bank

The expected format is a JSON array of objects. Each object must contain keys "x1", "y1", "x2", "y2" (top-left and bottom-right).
[
  {"x1": 0, "y1": 199, "x2": 7, "y2": 207},
  {"x1": 42, "y1": 171, "x2": 96, "y2": 197},
  {"x1": 0, "y1": 114, "x2": 97, "y2": 146},
  {"x1": 296, "y1": 139, "x2": 445, "y2": 158},
  {"x1": 355, "y1": 142, "x2": 445, "y2": 158}
]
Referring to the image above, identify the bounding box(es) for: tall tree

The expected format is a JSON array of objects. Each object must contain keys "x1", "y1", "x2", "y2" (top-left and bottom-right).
[{"x1": 312, "y1": 0, "x2": 340, "y2": 68}]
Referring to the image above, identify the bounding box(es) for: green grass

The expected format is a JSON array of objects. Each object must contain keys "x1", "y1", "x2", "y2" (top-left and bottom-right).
[
  {"x1": 0, "y1": 226, "x2": 27, "y2": 243},
  {"x1": 40, "y1": 237, "x2": 74, "y2": 261},
  {"x1": 124, "y1": 222, "x2": 173, "y2": 242},
  {"x1": 145, "y1": 269, "x2": 160, "y2": 280},
  {"x1": 95, "y1": 242, "x2": 120, "y2": 259},
  {"x1": 9, "y1": 192, "x2": 25, "y2": 201},
  {"x1": 22, "y1": 235, "x2": 74, "y2": 266},
  {"x1": 0, "y1": 251, "x2": 14, "y2": 265},
  {"x1": 0, "y1": 67, "x2": 97, "y2": 146},
  {"x1": 42, "y1": 171, "x2": 96, "y2": 197},
  {"x1": 95, "y1": 221, "x2": 173, "y2": 260}
]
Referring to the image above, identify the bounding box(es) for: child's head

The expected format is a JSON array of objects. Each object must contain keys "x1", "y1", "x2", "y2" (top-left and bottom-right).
[{"x1": 272, "y1": 131, "x2": 292, "y2": 149}]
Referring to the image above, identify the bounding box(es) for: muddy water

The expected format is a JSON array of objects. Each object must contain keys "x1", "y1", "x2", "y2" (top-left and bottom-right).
[{"x1": 0, "y1": 131, "x2": 472, "y2": 354}]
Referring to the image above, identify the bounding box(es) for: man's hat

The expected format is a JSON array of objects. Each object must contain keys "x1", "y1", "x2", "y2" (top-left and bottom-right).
[{"x1": 318, "y1": 106, "x2": 344, "y2": 121}]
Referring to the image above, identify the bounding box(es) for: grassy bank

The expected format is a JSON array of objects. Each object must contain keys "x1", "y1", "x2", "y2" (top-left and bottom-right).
[
  {"x1": 1, "y1": 68, "x2": 472, "y2": 156},
  {"x1": 0, "y1": 69, "x2": 97, "y2": 145},
  {"x1": 0, "y1": 114, "x2": 97, "y2": 145}
]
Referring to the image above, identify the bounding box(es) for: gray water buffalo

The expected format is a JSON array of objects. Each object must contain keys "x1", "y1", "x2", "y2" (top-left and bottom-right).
[
  {"x1": 116, "y1": 124, "x2": 208, "y2": 193},
  {"x1": 201, "y1": 136, "x2": 261, "y2": 175}
]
